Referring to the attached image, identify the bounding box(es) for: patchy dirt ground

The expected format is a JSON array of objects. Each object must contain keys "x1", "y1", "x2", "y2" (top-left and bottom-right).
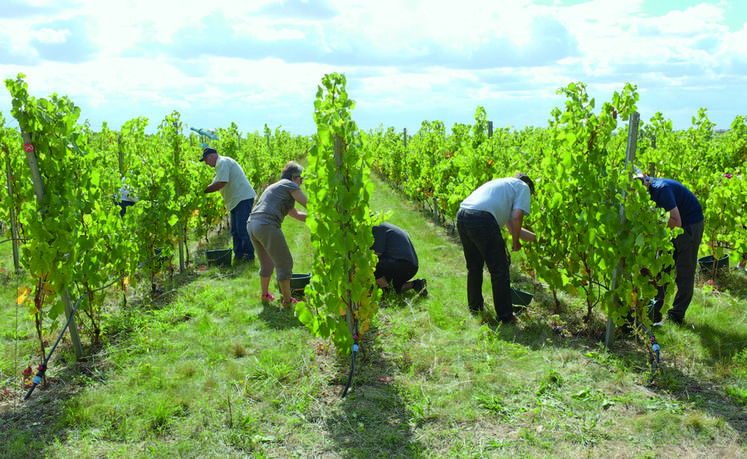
[{"x1": 0, "y1": 355, "x2": 102, "y2": 457}]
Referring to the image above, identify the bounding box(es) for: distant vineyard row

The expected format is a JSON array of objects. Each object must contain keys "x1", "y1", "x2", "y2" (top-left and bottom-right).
[
  {"x1": 0, "y1": 74, "x2": 309, "y2": 350},
  {"x1": 364, "y1": 82, "x2": 746, "y2": 324}
]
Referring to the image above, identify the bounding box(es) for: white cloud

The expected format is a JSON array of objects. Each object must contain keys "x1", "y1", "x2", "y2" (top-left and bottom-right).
[
  {"x1": 659, "y1": 4, "x2": 725, "y2": 35},
  {"x1": 0, "y1": 0, "x2": 745, "y2": 134},
  {"x1": 34, "y1": 27, "x2": 71, "y2": 43},
  {"x1": 234, "y1": 24, "x2": 306, "y2": 41}
]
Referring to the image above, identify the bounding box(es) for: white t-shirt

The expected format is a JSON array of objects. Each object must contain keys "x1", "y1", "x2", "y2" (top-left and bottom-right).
[
  {"x1": 460, "y1": 177, "x2": 531, "y2": 226},
  {"x1": 214, "y1": 155, "x2": 257, "y2": 211}
]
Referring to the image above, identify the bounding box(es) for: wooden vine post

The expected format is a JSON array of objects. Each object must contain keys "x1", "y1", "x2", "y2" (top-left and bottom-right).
[
  {"x1": 335, "y1": 136, "x2": 357, "y2": 338},
  {"x1": 296, "y1": 73, "x2": 380, "y2": 365},
  {"x1": 21, "y1": 131, "x2": 84, "y2": 360},
  {"x1": 117, "y1": 134, "x2": 124, "y2": 176},
  {"x1": 604, "y1": 111, "x2": 640, "y2": 349},
  {"x1": 403, "y1": 128, "x2": 408, "y2": 184},
  {"x1": 3, "y1": 153, "x2": 21, "y2": 273},
  {"x1": 172, "y1": 121, "x2": 186, "y2": 273}
]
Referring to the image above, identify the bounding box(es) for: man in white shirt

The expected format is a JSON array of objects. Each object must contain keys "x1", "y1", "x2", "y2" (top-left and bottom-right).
[
  {"x1": 457, "y1": 172, "x2": 537, "y2": 324},
  {"x1": 201, "y1": 147, "x2": 258, "y2": 262}
]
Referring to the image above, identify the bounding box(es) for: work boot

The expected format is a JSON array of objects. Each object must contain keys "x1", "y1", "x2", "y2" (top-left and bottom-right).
[
  {"x1": 502, "y1": 314, "x2": 519, "y2": 325},
  {"x1": 666, "y1": 311, "x2": 684, "y2": 325}
]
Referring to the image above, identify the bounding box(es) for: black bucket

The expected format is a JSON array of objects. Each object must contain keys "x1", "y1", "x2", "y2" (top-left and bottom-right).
[
  {"x1": 511, "y1": 287, "x2": 534, "y2": 306},
  {"x1": 206, "y1": 249, "x2": 232, "y2": 267},
  {"x1": 698, "y1": 254, "x2": 729, "y2": 274},
  {"x1": 511, "y1": 287, "x2": 533, "y2": 314},
  {"x1": 277, "y1": 273, "x2": 312, "y2": 295}
]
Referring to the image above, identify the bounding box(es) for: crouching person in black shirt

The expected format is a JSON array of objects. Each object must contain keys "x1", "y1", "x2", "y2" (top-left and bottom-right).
[{"x1": 372, "y1": 222, "x2": 427, "y2": 296}]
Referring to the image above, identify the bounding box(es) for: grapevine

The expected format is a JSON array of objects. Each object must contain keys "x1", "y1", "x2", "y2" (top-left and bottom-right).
[{"x1": 296, "y1": 73, "x2": 381, "y2": 353}]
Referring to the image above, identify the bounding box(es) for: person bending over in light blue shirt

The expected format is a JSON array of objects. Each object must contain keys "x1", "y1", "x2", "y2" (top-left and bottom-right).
[{"x1": 456, "y1": 172, "x2": 537, "y2": 324}]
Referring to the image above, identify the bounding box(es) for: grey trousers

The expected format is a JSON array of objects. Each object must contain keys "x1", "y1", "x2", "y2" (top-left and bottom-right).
[{"x1": 247, "y1": 216, "x2": 294, "y2": 281}]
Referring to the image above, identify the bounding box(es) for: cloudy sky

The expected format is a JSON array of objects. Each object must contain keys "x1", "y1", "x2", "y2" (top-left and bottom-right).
[{"x1": 1, "y1": 0, "x2": 745, "y2": 136}]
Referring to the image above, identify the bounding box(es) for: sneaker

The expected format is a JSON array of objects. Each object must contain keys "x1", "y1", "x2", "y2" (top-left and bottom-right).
[
  {"x1": 261, "y1": 292, "x2": 276, "y2": 304},
  {"x1": 412, "y1": 278, "x2": 428, "y2": 297},
  {"x1": 647, "y1": 299, "x2": 663, "y2": 324},
  {"x1": 282, "y1": 297, "x2": 303, "y2": 307}
]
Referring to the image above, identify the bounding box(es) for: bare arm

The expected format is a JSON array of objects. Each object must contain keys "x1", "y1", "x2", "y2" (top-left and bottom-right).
[
  {"x1": 506, "y1": 209, "x2": 524, "y2": 251},
  {"x1": 506, "y1": 209, "x2": 537, "y2": 251},
  {"x1": 376, "y1": 277, "x2": 389, "y2": 288},
  {"x1": 287, "y1": 189, "x2": 308, "y2": 222},
  {"x1": 291, "y1": 189, "x2": 308, "y2": 208},
  {"x1": 288, "y1": 206, "x2": 307, "y2": 223},
  {"x1": 204, "y1": 181, "x2": 226, "y2": 193},
  {"x1": 373, "y1": 251, "x2": 387, "y2": 287},
  {"x1": 667, "y1": 206, "x2": 682, "y2": 229}
]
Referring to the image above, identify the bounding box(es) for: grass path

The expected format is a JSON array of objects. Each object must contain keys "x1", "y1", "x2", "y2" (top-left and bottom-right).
[{"x1": 1, "y1": 174, "x2": 747, "y2": 458}]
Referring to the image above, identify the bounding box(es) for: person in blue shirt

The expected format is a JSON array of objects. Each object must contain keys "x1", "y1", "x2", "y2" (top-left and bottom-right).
[{"x1": 637, "y1": 174, "x2": 704, "y2": 325}]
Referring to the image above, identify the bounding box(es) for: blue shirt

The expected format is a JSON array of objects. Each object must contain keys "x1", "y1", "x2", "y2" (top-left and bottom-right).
[{"x1": 647, "y1": 178, "x2": 703, "y2": 226}]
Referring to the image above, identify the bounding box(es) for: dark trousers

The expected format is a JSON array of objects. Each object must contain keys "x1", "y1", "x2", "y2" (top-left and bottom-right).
[
  {"x1": 230, "y1": 198, "x2": 255, "y2": 259},
  {"x1": 651, "y1": 220, "x2": 704, "y2": 322},
  {"x1": 375, "y1": 257, "x2": 418, "y2": 293},
  {"x1": 456, "y1": 208, "x2": 512, "y2": 322}
]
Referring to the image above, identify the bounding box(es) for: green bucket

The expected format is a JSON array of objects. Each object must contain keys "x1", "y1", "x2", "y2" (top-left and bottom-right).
[{"x1": 206, "y1": 249, "x2": 232, "y2": 267}]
